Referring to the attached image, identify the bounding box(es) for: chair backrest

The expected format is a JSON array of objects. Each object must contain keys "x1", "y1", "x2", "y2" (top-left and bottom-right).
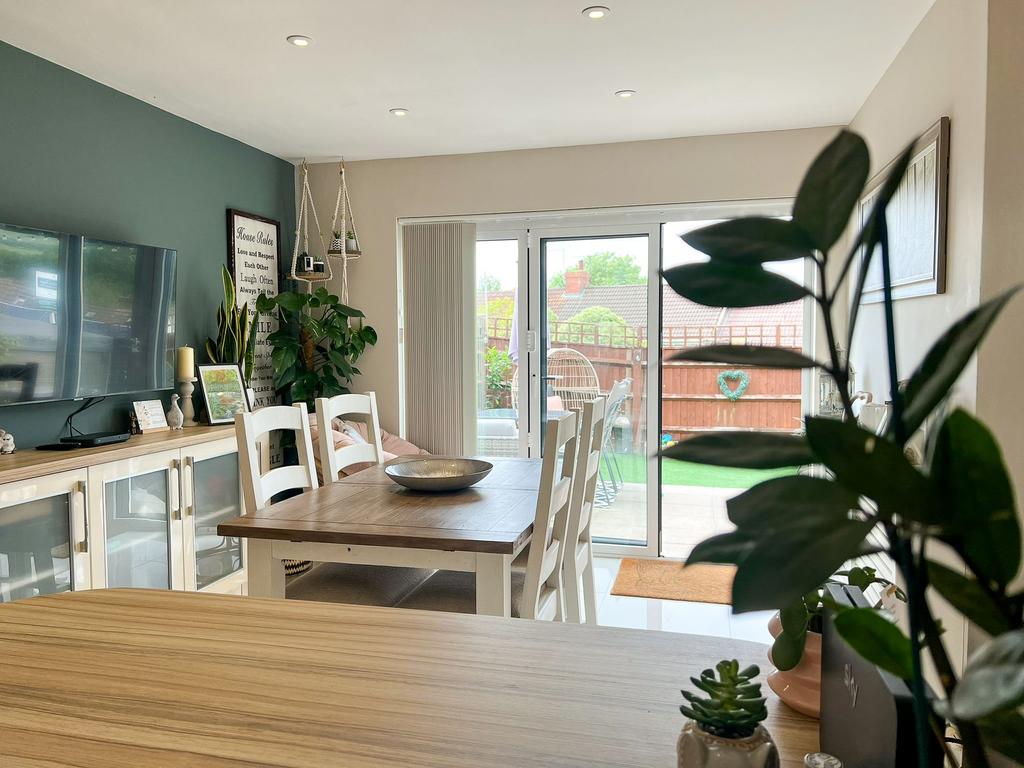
[
  {"x1": 236, "y1": 403, "x2": 319, "y2": 513},
  {"x1": 602, "y1": 378, "x2": 631, "y2": 439},
  {"x1": 546, "y1": 348, "x2": 600, "y2": 413},
  {"x1": 567, "y1": 396, "x2": 607, "y2": 553},
  {"x1": 521, "y1": 410, "x2": 578, "y2": 621},
  {"x1": 314, "y1": 392, "x2": 385, "y2": 482}
]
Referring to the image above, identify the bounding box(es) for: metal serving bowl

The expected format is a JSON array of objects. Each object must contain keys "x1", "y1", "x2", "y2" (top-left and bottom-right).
[{"x1": 384, "y1": 457, "x2": 493, "y2": 492}]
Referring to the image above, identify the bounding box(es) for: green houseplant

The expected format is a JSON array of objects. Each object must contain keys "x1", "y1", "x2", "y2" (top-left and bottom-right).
[
  {"x1": 665, "y1": 130, "x2": 1023, "y2": 767},
  {"x1": 257, "y1": 286, "x2": 376, "y2": 407},
  {"x1": 677, "y1": 660, "x2": 778, "y2": 768},
  {"x1": 205, "y1": 265, "x2": 261, "y2": 386}
]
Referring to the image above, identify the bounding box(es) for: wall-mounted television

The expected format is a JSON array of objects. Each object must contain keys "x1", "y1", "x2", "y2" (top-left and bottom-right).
[{"x1": 0, "y1": 223, "x2": 176, "y2": 406}]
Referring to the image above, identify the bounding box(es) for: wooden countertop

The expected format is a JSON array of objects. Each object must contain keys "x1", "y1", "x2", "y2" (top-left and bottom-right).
[
  {"x1": 0, "y1": 589, "x2": 818, "y2": 767},
  {"x1": 0, "y1": 425, "x2": 235, "y2": 485}
]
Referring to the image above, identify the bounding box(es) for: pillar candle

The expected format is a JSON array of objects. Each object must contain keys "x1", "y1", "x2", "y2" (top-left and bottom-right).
[{"x1": 176, "y1": 345, "x2": 195, "y2": 380}]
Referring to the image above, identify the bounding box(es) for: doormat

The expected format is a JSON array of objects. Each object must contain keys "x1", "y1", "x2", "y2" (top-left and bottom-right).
[{"x1": 611, "y1": 558, "x2": 735, "y2": 605}]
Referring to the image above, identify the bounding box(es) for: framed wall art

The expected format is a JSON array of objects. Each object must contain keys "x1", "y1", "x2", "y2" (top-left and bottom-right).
[
  {"x1": 857, "y1": 116, "x2": 950, "y2": 304},
  {"x1": 197, "y1": 364, "x2": 250, "y2": 425}
]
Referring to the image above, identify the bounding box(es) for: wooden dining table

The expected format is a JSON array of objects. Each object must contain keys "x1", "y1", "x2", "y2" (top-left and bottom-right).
[
  {"x1": 0, "y1": 589, "x2": 819, "y2": 766},
  {"x1": 219, "y1": 458, "x2": 543, "y2": 616}
]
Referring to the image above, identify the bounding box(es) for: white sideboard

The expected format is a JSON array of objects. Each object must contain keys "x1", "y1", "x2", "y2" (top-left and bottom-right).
[{"x1": 0, "y1": 426, "x2": 247, "y2": 602}]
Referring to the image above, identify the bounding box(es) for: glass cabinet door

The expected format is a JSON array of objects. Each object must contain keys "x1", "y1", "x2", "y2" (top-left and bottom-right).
[
  {"x1": 0, "y1": 471, "x2": 88, "y2": 602},
  {"x1": 188, "y1": 451, "x2": 242, "y2": 590},
  {"x1": 102, "y1": 467, "x2": 173, "y2": 589}
]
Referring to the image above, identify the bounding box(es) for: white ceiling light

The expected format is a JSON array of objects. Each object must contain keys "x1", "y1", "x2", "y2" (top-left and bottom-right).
[
  {"x1": 615, "y1": 89, "x2": 636, "y2": 98},
  {"x1": 286, "y1": 35, "x2": 312, "y2": 47},
  {"x1": 389, "y1": 108, "x2": 409, "y2": 117},
  {"x1": 582, "y1": 6, "x2": 610, "y2": 20}
]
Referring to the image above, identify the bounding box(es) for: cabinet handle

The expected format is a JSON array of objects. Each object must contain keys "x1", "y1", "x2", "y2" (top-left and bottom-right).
[
  {"x1": 171, "y1": 459, "x2": 182, "y2": 520},
  {"x1": 75, "y1": 480, "x2": 89, "y2": 554},
  {"x1": 184, "y1": 456, "x2": 195, "y2": 517}
]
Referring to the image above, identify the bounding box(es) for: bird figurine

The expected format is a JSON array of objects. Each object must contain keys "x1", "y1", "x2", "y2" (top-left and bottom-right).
[
  {"x1": 166, "y1": 395, "x2": 184, "y2": 430},
  {"x1": 0, "y1": 429, "x2": 15, "y2": 454}
]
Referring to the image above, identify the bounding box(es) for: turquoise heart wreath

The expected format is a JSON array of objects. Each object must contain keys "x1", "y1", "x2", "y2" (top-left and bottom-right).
[{"x1": 717, "y1": 370, "x2": 750, "y2": 401}]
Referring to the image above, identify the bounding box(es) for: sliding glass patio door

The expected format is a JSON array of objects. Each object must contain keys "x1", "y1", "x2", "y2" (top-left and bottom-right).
[{"x1": 528, "y1": 224, "x2": 659, "y2": 556}]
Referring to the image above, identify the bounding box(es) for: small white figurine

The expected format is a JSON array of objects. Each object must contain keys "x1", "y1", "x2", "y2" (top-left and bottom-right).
[
  {"x1": 0, "y1": 429, "x2": 15, "y2": 455},
  {"x1": 166, "y1": 395, "x2": 184, "y2": 430}
]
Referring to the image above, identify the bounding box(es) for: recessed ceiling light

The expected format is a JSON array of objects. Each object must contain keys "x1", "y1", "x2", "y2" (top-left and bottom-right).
[
  {"x1": 286, "y1": 35, "x2": 312, "y2": 47},
  {"x1": 615, "y1": 89, "x2": 637, "y2": 98},
  {"x1": 582, "y1": 6, "x2": 610, "y2": 19},
  {"x1": 389, "y1": 108, "x2": 409, "y2": 117}
]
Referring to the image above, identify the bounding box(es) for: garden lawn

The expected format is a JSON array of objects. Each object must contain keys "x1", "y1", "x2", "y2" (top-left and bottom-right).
[{"x1": 613, "y1": 453, "x2": 798, "y2": 489}]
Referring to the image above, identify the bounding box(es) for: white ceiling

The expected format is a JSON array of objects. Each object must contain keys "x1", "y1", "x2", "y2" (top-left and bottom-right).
[{"x1": 0, "y1": 0, "x2": 934, "y2": 162}]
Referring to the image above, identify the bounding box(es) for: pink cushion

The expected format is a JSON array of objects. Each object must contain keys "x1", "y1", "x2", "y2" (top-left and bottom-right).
[{"x1": 308, "y1": 414, "x2": 427, "y2": 482}]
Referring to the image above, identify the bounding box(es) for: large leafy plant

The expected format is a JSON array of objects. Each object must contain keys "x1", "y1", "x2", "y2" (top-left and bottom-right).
[
  {"x1": 205, "y1": 265, "x2": 261, "y2": 385},
  {"x1": 666, "y1": 130, "x2": 1023, "y2": 767},
  {"x1": 257, "y1": 286, "x2": 377, "y2": 407}
]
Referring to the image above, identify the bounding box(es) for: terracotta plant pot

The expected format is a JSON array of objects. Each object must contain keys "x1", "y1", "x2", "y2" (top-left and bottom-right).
[
  {"x1": 677, "y1": 720, "x2": 780, "y2": 768},
  {"x1": 766, "y1": 612, "x2": 821, "y2": 718}
]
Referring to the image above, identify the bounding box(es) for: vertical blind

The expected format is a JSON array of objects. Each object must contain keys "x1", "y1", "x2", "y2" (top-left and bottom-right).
[{"x1": 401, "y1": 222, "x2": 476, "y2": 455}]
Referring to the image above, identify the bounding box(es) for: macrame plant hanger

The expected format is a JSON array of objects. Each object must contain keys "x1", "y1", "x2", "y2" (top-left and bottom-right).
[
  {"x1": 325, "y1": 160, "x2": 361, "y2": 305},
  {"x1": 289, "y1": 160, "x2": 333, "y2": 286}
]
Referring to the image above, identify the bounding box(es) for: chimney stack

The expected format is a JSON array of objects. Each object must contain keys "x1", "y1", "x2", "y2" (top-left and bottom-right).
[{"x1": 564, "y1": 260, "x2": 590, "y2": 295}]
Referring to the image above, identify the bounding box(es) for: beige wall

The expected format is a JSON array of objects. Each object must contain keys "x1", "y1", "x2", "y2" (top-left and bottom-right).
[
  {"x1": 844, "y1": 0, "x2": 989, "y2": 412},
  {"x1": 306, "y1": 127, "x2": 838, "y2": 430}
]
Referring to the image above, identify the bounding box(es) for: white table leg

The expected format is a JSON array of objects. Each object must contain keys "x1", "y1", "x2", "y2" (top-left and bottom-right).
[
  {"x1": 246, "y1": 539, "x2": 285, "y2": 599},
  {"x1": 475, "y1": 553, "x2": 512, "y2": 617}
]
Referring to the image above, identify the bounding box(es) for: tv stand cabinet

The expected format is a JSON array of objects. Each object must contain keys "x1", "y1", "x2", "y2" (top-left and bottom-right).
[{"x1": 0, "y1": 426, "x2": 247, "y2": 602}]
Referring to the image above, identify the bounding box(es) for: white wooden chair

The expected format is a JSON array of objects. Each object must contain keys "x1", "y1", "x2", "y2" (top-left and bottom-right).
[
  {"x1": 563, "y1": 396, "x2": 606, "y2": 625},
  {"x1": 235, "y1": 403, "x2": 429, "y2": 606},
  {"x1": 396, "y1": 411, "x2": 579, "y2": 620},
  {"x1": 314, "y1": 391, "x2": 384, "y2": 481}
]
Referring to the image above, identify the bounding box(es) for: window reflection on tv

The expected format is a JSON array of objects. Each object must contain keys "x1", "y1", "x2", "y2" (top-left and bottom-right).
[{"x1": 0, "y1": 223, "x2": 176, "y2": 405}]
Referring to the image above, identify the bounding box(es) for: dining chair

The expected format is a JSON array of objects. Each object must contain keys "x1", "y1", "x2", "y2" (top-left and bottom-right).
[
  {"x1": 595, "y1": 378, "x2": 630, "y2": 506},
  {"x1": 563, "y1": 396, "x2": 606, "y2": 625},
  {"x1": 396, "y1": 410, "x2": 579, "y2": 620},
  {"x1": 314, "y1": 391, "x2": 385, "y2": 481},
  {"x1": 235, "y1": 403, "x2": 429, "y2": 606},
  {"x1": 546, "y1": 347, "x2": 600, "y2": 414}
]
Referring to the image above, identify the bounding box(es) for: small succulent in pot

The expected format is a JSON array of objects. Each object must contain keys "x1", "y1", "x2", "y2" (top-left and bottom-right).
[
  {"x1": 678, "y1": 660, "x2": 778, "y2": 768},
  {"x1": 345, "y1": 230, "x2": 358, "y2": 251}
]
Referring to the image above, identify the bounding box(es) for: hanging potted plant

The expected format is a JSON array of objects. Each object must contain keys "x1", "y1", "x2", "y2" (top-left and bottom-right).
[
  {"x1": 767, "y1": 567, "x2": 904, "y2": 718},
  {"x1": 328, "y1": 230, "x2": 346, "y2": 256},
  {"x1": 345, "y1": 229, "x2": 360, "y2": 255},
  {"x1": 678, "y1": 660, "x2": 778, "y2": 768}
]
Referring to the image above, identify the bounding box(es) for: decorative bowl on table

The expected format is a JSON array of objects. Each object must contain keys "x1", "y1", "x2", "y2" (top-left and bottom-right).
[{"x1": 384, "y1": 457, "x2": 493, "y2": 492}]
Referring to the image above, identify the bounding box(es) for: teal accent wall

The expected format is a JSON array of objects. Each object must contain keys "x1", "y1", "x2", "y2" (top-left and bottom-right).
[{"x1": 0, "y1": 42, "x2": 295, "y2": 447}]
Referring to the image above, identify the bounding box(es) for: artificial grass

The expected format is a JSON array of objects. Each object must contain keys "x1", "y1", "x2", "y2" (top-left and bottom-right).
[{"x1": 612, "y1": 452, "x2": 798, "y2": 489}]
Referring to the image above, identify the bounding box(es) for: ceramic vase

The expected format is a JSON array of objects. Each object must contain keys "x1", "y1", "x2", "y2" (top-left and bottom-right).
[
  {"x1": 677, "y1": 721, "x2": 779, "y2": 768},
  {"x1": 767, "y1": 613, "x2": 822, "y2": 718},
  {"x1": 327, "y1": 237, "x2": 345, "y2": 256},
  {"x1": 346, "y1": 237, "x2": 358, "y2": 252}
]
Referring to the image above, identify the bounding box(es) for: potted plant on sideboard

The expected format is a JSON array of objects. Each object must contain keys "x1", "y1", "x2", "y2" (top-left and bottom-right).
[{"x1": 678, "y1": 660, "x2": 778, "y2": 768}]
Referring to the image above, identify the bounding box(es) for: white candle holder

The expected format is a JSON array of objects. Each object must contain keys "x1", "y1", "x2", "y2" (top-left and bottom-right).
[{"x1": 178, "y1": 377, "x2": 199, "y2": 427}]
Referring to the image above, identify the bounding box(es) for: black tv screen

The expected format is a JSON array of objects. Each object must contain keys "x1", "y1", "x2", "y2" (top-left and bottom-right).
[{"x1": 0, "y1": 223, "x2": 176, "y2": 406}]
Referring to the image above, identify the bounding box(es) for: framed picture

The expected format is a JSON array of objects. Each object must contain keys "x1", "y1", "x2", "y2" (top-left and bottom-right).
[
  {"x1": 857, "y1": 116, "x2": 950, "y2": 304},
  {"x1": 197, "y1": 364, "x2": 250, "y2": 424},
  {"x1": 132, "y1": 399, "x2": 169, "y2": 433}
]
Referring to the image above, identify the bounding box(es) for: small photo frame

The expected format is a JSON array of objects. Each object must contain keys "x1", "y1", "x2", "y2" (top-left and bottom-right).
[
  {"x1": 132, "y1": 399, "x2": 169, "y2": 433},
  {"x1": 197, "y1": 364, "x2": 250, "y2": 424}
]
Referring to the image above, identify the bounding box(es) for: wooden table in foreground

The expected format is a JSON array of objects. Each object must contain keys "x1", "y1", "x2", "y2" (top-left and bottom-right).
[
  {"x1": 218, "y1": 458, "x2": 543, "y2": 616},
  {"x1": 0, "y1": 590, "x2": 818, "y2": 767}
]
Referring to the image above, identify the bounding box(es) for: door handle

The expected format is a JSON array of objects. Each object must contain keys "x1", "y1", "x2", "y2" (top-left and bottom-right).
[
  {"x1": 184, "y1": 456, "x2": 195, "y2": 517},
  {"x1": 171, "y1": 459, "x2": 182, "y2": 520},
  {"x1": 75, "y1": 480, "x2": 89, "y2": 553}
]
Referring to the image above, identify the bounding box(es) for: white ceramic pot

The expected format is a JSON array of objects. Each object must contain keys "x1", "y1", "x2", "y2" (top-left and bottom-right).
[
  {"x1": 677, "y1": 721, "x2": 780, "y2": 768},
  {"x1": 767, "y1": 612, "x2": 822, "y2": 718},
  {"x1": 346, "y1": 237, "x2": 358, "y2": 252}
]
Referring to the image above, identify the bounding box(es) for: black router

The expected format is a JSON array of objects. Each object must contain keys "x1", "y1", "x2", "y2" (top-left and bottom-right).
[{"x1": 60, "y1": 431, "x2": 131, "y2": 448}]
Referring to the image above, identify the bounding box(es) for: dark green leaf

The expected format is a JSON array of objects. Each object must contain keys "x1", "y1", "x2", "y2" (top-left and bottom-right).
[
  {"x1": 833, "y1": 608, "x2": 914, "y2": 679},
  {"x1": 731, "y1": 518, "x2": 875, "y2": 612},
  {"x1": 300, "y1": 315, "x2": 324, "y2": 338},
  {"x1": 727, "y1": 476, "x2": 860, "y2": 528},
  {"x1": 681, "y1": 217, "x2": 816, "y2": 263},
  {"x1": 662, "y1": 431, "x2": 814, "y2": 469},
  {"x1": 662, "y1": 262, "x2": 808, "y2": 308},
  {"x1": 773, "y1": 599, "x2": 811, "y2": 671},
  {"x1": 951, "y1": 629, "x2": 1024, "y2": 720},
  {"x1": 931, "y1": 409, "x2": 1020, "y2": 586},
  {"x1": 927, "y1": 560, "x2": 1012, "y2": 638},
  {"x1": 254, "y1": 292, "x2": 276, "y2": 313},
  {"x1": 687, "y1": 530, "x2": 757, "y2": 567},
  {"x1": 805, "y1": 417, "x2": 933, "y2": 523},
  {"x1": 332, "y1": 302, "x2": 366, "y2": 318},
  {"x1": 845, "y1": 566, "x2": 873, "y2": 592},
  {"x1": 902, "y1": 287, "x2": 1020, "y2": 436},
  {"x1": 275, "y1": 292, "x2": 309, "y2": 312},
  {"x1": 669, "y1": 345, "x2": 821, "y2": 369},
  {"x1": 220, "y1": 265, "x2": 235, "y2": 314},
  {"x1": 793, "y1": 130, "x2": 870, "y2": 253},
  {"x1": 977, "y1": 710, "x2": 1024, "y2": 764},
  {"x1": 362, "y1": 325, "x2": 378, "y2": 345}
]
